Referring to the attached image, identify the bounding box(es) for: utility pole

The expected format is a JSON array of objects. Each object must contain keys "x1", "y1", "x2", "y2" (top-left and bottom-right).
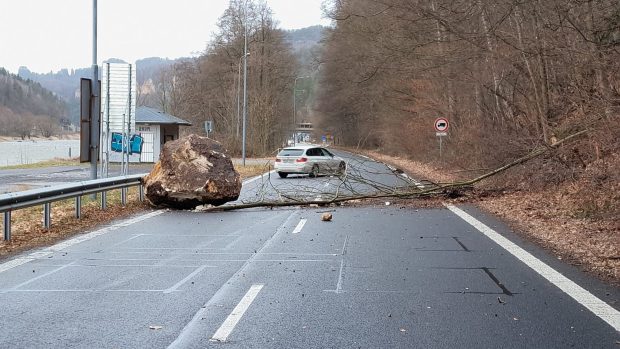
[
  {"x1": 237, "y1": 53, "x2": 249, "y2": 139},
  {"x1": 90, "y1": 0, "x2": 100, "y2": 180},
  {"x1": 242, "y1": 0, "x2": 248, "y2": 166},
  {"x1": 237, "y1": 58, "x2": 242, "y2": 139},
  {"x1": 292, "y1": 76, "x2": 310, "y2": 146}
]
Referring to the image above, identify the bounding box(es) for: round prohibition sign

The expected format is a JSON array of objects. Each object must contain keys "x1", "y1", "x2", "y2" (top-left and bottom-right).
[{"x1": 434, "y1": 118, "x2": 449, "y2": 132}]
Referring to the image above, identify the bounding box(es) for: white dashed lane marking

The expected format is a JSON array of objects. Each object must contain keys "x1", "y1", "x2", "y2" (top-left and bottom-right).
[
  {"x1": 292, "y1": 219, "x2": 307, "y2": 234},
  {"x1": 163, "y1": 265, "x2": 210, "y2": 294},
  {"x1": 210, "y1": 284, "x2": 265, "y2": 342}
]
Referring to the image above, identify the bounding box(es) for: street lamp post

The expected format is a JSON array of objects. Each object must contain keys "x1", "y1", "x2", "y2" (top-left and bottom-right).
[
  {"x1": 292, "y1": 76, "x2": 310, "y2": 146},
  {"x1": 242, "y1": 0, "x2": 249, "y2": 166},
  {"x1": 237, "y1": 53, "x2": 249, "y2": 139},
  {"x1": 90, "y1": 0, "x2": 99, "y2": 180}
]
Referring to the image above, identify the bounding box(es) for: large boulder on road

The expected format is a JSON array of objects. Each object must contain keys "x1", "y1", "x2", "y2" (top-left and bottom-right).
[{"x1": 142, "y1": 134, "x2": 241, "y2": 209}]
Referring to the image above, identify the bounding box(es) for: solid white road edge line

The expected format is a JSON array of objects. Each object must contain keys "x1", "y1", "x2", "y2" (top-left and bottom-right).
[
  {"x1": 292, "y1": 219, "x2": 307, "y2": 234},
  {"x1": 210, "y1": 284, "x2": 265, "y2": 342},
  {"x1": 446, "y1": 204, "x2": 620, "y2": 332},
  {"x1": 243, "y1": 170, "x2": 276, "y2": 185},
  {"x1": 399, "y1": 172, "x2": 425, "y2": 189}
]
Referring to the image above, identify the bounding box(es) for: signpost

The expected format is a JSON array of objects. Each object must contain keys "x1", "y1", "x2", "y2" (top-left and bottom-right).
[
  {"x1": 204, "y1": 120, "x2": 213, "y2": 138},
  {"x1": 434, "y1": 118, "x2": 449, "y2": 159},
  {"x1": 79, "y1": 78, "x2": 92, "y2": 163}
]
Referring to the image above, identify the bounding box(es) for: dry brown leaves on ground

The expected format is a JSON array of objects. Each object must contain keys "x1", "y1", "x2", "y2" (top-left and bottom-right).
[
  {"x1": 479, "y1": 191, "x2": 619, "y2": 284},
  {"x1": 362, "y1": 150, "x2": 459, "y2": 184}
]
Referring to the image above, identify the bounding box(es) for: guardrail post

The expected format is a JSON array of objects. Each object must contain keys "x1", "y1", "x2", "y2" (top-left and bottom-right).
[
  {"x1": 139, "y1": 185, "x2": 144, "y2": 202},
  {"x1": 121, "y1": 188, "x2": 127, "y2": 206},
  {"x1": 43, "y1": 203, "x2": 51, "y2": 229},
  {"x1": 101, "y1": 191, "x2": 107, "y2": 210},
  {"x1": 75, "y1": 196, "x2": 82, "y2": 218},
  {"x1": 3, "y1": 211, "x2": 11, "y2": 241}
]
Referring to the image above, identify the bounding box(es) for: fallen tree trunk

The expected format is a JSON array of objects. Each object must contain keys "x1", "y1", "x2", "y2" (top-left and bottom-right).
[
  {"x1": 201, "y1": 130, "x2": 588, "y2": 212},
  {"x1": 438, "y1": 129, "x2": 589, "y2": 189}
]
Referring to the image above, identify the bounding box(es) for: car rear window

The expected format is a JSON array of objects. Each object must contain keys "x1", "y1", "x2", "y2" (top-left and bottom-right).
[{"x1": 278, "y1": 149, "x2": 304, "y2": 156}]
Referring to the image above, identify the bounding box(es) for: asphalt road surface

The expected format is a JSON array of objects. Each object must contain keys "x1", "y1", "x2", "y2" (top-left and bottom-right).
[{"x1": 0, "y1": 150, "x2": 618, "y2": 348}]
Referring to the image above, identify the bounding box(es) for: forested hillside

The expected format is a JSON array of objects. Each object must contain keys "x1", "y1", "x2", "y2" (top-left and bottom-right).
[
  {"x1": 0, "y1": 68, "x2": 66, "y2": 119},
  {"x1": 314, "y1": 1, "x2": 619, "y2": 279},
  {"x1": 157, "y1": 0, "x2": 297, "y2": 155},
  {"x1": 317, "y1": 0, "x2": 619, "y2": 193},
  {"x1": 285, "y1": 25, "x2": 325, "y2": 73},
  {"x1": 0, "y1": 68, "x2": 68, "y2": 138}
]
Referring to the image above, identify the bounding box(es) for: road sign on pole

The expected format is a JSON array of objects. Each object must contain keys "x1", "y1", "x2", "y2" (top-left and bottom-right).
[
  {"x1": 434, "y1": 118, "x2": 449, "y2": 160},
  {"x1": 80, "y1": 78, "x2": 92, "y2": 163},
  {"x1": 204, "y1": 120, "x2": 213, "y2": 138},
  {"x1": 434, "y1": 118, "x2": 449, "y2": 132}
]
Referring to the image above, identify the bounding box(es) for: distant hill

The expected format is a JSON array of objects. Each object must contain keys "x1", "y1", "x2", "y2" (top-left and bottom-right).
[
  {"x1": 134, "y1": 57, "x2": 179, "y2": 85},
  {"x1": 0, "y1": 68, "x2": 67, "y2": 121},
  {"x1": 286, "y1": 25, "x2": 325, "y2": 48},
  {"x1": 285, "y1": 25, "x2": 326, "y2": 74},
  {"x1": 18, "y1": 57, "x2": 182, "y2": 125},
  {"x1": 0, "y1": 68, "x2": 69, "y2": 137},
  {"x1": 18, "y1": 66, "x2": 90, "y2": 102},
  {"x1": 14, "y1": 26, "x2": 326, "y2": 125}
]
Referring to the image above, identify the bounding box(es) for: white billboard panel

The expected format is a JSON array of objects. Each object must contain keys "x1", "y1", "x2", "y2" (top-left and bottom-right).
[
  {"x1": 100, "y1": 62, "x2": 138, "y2": 176},
  {"x1": 101, "y1": 62, "x2": 136, "y2": 133}
]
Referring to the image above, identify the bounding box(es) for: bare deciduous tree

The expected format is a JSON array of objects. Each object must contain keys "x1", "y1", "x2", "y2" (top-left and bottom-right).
[
  {"x1": 162, "y1": 0, "x2": 298, "y2": 156},
  {"x1": 317, "y1": 0, "x2": 620, "y2": 176}
]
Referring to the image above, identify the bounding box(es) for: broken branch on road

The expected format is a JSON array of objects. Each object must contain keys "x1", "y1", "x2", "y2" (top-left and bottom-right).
[{"x1": 199, "y1": 130, "x2": 589, "y2": 212}]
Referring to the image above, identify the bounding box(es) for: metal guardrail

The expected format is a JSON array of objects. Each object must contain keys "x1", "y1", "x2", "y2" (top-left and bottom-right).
[{"x1": 0, "y1": 173, "x2": 147, "y2": 242}]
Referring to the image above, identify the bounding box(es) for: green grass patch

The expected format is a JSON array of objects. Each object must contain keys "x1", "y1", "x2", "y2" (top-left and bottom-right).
[{"x1": 0, "y1": 158, "x2": 82, "y2": 170}]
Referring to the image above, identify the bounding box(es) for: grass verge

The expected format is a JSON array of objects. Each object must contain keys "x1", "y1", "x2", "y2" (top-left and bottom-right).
[{"x1": 0, "y1": 158, "x2": 81, "y2": 170}]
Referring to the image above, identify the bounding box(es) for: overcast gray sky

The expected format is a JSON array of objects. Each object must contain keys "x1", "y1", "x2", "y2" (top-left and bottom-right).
[{"x1": 0, "y1": 0, "x2": 330, "y2": 74}]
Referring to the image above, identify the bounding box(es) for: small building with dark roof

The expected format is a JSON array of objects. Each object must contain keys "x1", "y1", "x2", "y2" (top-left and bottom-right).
[{"x1": 135, "y1": 106, "x2": 191, "y2": 162}]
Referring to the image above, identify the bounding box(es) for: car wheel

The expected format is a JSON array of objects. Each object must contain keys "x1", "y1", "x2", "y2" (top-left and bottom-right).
[
  {"x1": 309, "y1": 165, "x2": 319, "y2": 178},
  {"x1": 338, "y1": 161, "x2": 346, "y2": 175},
  {"x1": 278, "y1": 172, "x2": 288, "y2": 178}
]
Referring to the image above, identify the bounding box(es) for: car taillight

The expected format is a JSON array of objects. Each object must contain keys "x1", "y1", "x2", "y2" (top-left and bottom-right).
[
  {"x1": 296, "y1": 157, "x2": 308, "y2": 163},
  {"x1": 275, "y1": 158, "x2": 282, "y2": 162}
]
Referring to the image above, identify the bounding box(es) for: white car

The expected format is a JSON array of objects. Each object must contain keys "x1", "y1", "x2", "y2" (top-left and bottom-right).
[{"x1": 274, "y1": 145, "x2": 346, "y2": 178}]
